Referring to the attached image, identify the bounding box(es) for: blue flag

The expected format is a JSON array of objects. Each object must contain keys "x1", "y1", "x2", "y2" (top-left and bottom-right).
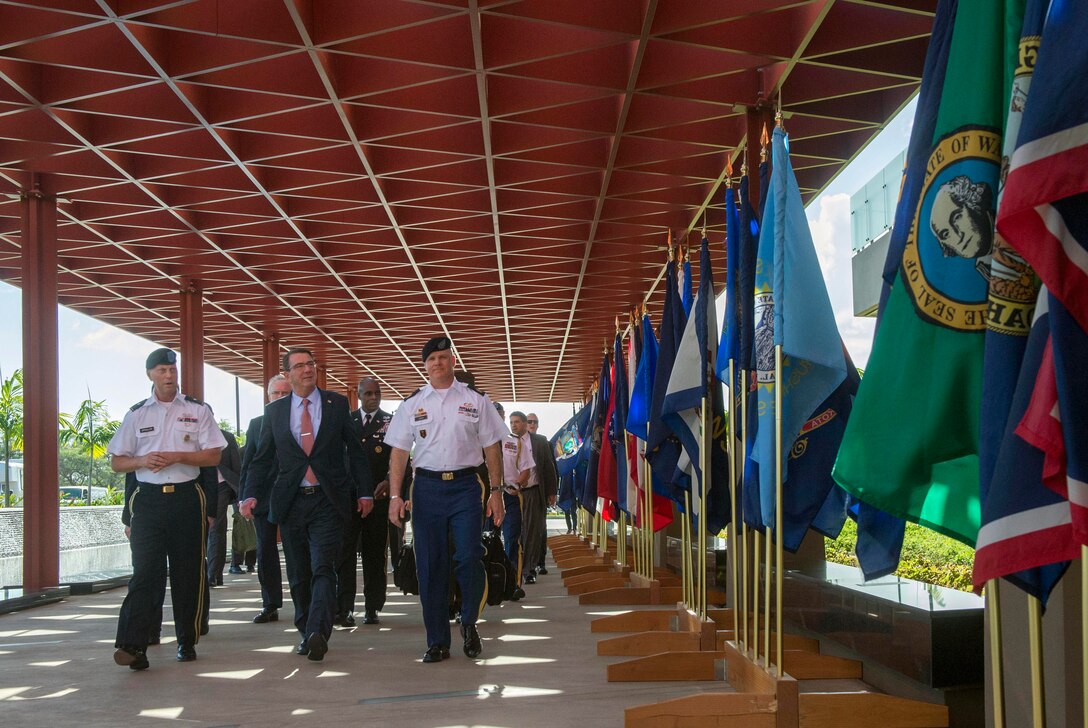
[
  {"x1": 647, "y1": 256, "x2": 688, "y2": 502},
  {"x1": 551, "y1": 402, "x2": 591, "y2": 480},
  {"x1": 612, "y1": 332, "x2": 632, "y2": 515},
  {"x1": 627, "y1": 312, "x2": 658, "y2": 441},
  {"x1": 681, "y1": 255, "x2": 694, "y2": 317}
]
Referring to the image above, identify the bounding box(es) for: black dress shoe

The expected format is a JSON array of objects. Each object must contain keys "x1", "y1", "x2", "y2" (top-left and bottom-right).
[
  {"x1": 214, "y1": 577, "x2": 223, "y2": 586},
  {"x1": 305, "y1": 632, "x2": 328, "y2": 662},
  {"x1": 245, "y1": 565, "x2": 255, "y2": 573},
  {"x1": 461, "y1": 624, "x2": 482, "y2": 659},
  {"x1": 336, "y1": 612, "x2": 356, "y2": 628},
  {"x1": 362, "y1": 610, "x2": 379, "y2": 625},
  {"x1": 422, "y1": 645, "x2": 450, "y2": 663},
  {"x1": 537, "y1": 566, "x2": 548, "y2": 575},
  {"x1": 511, "y1": 586, "x2": 525, "y2": 601},
  {"x1": 253, "y1": 607, "x2": 279, "y2": 624},
  {"x1": 524, "y1": 573, "x2": 537, "y2": 584},
  {"x1": 295, "y1": 637, "x2": 309, "y2": 656},
  {"x1": 114, "y1": 646, "x2": 149, "y2": 671},
  {"x1": 227, "y1": 565, "x2": 244, "y2": 575},
  {"x1": 176, "y1": 644, "x2": 197, "y2": 662}
]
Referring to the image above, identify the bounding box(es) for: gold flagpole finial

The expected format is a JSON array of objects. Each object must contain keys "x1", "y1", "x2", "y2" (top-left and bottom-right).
[
  {"x1": 760, "y1": 123, "x2": 769, "y2": 163},
  {"x1": 725, "y1": 157, "x2": 734, "y2": 187},
  {"x1": 615, "y1": 316, "x2": 622, "y2": 334},
  {"x1": 775, "y1": 94, "x2": 784, "y2": 129},
  {"x1": 667, "y1": 228, "x2": 674, "y2": 260},
  {"x1": 701, "y1": 209, "x2": 707, "y2": 238}
]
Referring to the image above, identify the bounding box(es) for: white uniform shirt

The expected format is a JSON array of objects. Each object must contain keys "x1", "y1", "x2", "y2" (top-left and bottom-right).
[
  {"x1": 384, "y1": 380, "x2": 507, "y2": 470},
  {"x1": 108, "y1": 392, "x2": 227, "y2": 484},
  {"x1": 501, "y1": 432, "x2": 535, "y2": 487}
]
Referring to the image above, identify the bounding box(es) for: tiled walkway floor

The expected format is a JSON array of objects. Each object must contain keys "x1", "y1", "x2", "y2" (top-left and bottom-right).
[{"x1": 0, "y1": 537, "x2": 727, "y2": 727}]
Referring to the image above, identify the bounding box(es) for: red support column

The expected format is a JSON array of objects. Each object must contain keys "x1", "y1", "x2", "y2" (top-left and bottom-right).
[
  {"x1": 262, "y1": 333, "x2": 280, "y2": 403},
  {"x1": 179, "y1": 278, "x2": 204, "y2": 401},
  {"x1": 346, "y1": 385, "x2": 358, "y2": 411},
  {"x1": 315, "y1": 364, "x2": 328, "y2": 390},
  {"x1": 21, "y1": 176, "x2": 59, "y2": 591}
]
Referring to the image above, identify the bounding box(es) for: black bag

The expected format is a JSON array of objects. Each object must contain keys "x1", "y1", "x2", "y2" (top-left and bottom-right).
[
  {"x1": 393, "y1": 541, "x2": 418, "y2": 595},
  {"x1": 482, "y1": 530, "x2": 517, "y2": 605}
]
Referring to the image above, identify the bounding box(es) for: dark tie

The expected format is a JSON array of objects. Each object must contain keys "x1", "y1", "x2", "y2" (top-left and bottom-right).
[
  {"x1": 301, "y1": 399, "x2": 318, "y2": 485},
  {"x1": 364, "y1": 413, "x2": 371, "y2": 427}
]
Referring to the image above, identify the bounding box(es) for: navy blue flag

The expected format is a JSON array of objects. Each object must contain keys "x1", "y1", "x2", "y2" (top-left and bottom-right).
[
  {"x1": 852, "y1": 496, "x2": 906, "y2": 581},
  {"x1": 1050, "y1": 295, "x2": 1088, "y2": 545},
  {"x1": 738, "y1": 175, "x2": 760, "y2": 373},
  {"x1": 628, "y1": 312, "x2": 658, "y2": 441},
  {"x1": 551, "y1": 402, "x2": 591, "y2": 480},
  {"x1": 718, "y1": 184, "x2": 740, "y2": 382},
  {"x1": 647, "y1": 255, "x2": 688, "y2": 503},
  {"x1": 612, "y1": 332, "x2": 632, "y2": 515},
  {"x1": 681, "y1": 254, "x2": 694, "y2": 317}
]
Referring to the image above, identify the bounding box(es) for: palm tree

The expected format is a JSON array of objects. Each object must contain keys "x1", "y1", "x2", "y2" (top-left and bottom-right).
[
  {"x1": 0, "y1": 368, "x2": 23, "y2": 507},
  {"x1": 59, "y1": 394, "x2": 119, "y2": 505}
]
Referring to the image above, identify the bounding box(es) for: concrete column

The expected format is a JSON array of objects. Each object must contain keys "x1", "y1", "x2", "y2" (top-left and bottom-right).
[
  {"x1": 262, "y1": 333, "x2": 280, "y2": 402},
  {"x1": 178, "y1": 278, "x2": 204, "y2": 400},
  {"x1": 21, "y1": 176, "x2": 59, "y2": 591}
]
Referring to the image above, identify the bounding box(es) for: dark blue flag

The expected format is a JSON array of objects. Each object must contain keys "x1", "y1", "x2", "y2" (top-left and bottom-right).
[
  {"x1": 647, "y1": 255, "x2": 688, "y2": 503},
  {"x1": 581, "y1": 353, "x2": 610, "y2": 514}
]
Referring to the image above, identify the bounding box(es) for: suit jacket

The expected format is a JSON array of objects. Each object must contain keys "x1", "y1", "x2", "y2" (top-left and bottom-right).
[
  {"x1": 217, "y1": 429, "x2": 242, "y2": 496},
  {"x1": 240, "y1": 414, "x2": 268, "y2": 515},
  {"x1": 245, "y1": 389, "x2": 373, "y2": 524},
  {"x1": 351, "y1": 408, "x2": 412, "y2": 501},
  {"x1": 530, "y1": 432, "x2": 559, "y2": 499}
]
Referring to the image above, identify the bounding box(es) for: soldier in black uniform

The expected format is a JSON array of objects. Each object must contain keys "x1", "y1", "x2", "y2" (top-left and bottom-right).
[
  {"x1": 109, "y1": 348, "x2": 225, "y2": 670},
  {"x1": 335, "y1": 377, "x2": 409, "y2": 626}
]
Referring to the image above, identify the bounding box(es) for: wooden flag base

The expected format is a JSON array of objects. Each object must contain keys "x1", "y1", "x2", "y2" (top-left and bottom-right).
[{"x1": 622, "y1": 639, "x2": 948, "y2": 727}]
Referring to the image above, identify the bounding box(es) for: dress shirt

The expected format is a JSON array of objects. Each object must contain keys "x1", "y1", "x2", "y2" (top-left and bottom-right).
[
  {"x1": 290, "y1": 388, "x2": 323, "y2": 486},
  {"x1": 108, "y1": 392, "x2": 226, "y2": 484}
]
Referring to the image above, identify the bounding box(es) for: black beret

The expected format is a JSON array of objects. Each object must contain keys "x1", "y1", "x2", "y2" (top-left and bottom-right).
[
  {"x1": 145, "y1": 347, "x2": 177, "y2": 370},
  {"x1": 421, "y1": 336, "x2": 451, "y2": 362}
]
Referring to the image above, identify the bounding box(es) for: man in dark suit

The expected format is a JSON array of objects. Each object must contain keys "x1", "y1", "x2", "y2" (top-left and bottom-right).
[
  {"x1": 527, "y1": 413, "x2": 559, "y2": 576},
  {"x1": 335, "y1": 377, "x2": 408, "y2": 626},
  {"x1": 206, "y1": 426, "x2": 242, "y2": 585},
  {"x1": 239, "y1": 374, "x2": 293, "y2": 624},
  {"x1": 240, "y1": 347, "x2": 374, "y2": 662}
]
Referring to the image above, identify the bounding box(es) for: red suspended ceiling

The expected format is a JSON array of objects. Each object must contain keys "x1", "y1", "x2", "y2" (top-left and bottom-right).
[{"x1": 0, "y1": 0, "x2": 934, "y2": 401}]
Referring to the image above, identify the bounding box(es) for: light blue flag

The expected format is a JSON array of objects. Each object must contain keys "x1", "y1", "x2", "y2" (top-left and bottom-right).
[
  {"x1": 752, "y1": 168, "x2": 779, "y2": 527},
  {"x1": 754, "y1": 127, "x2": 848, "y2": 528},
  {"x1": 717, "y1": 185, "x2": 740, "y2": 382}
]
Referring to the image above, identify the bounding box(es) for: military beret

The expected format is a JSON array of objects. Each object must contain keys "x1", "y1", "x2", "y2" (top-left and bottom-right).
[
  {"x1": 145, "y1": 347, "x2": 177, "y2": 370},
  {"x1": 494, "y1": 402, "x2": 505, "y2": 413},
  {"x1": 421, "y1": 336, "x2": 451, "y2": 362}
]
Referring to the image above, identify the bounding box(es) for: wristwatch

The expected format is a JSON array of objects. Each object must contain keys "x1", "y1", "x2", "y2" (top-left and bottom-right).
[{"x1": 390, "y1": 495, "x2": 403, "y2": 500}]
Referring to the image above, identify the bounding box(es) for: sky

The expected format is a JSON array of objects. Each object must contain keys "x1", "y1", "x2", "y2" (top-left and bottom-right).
[{"x1": 0, "y1": 97, "x2": 915, "y2": 441}]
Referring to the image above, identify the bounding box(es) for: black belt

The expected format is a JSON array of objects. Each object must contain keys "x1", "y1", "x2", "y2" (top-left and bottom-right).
[
  {"x1": 299, "y1": 485, "x2": 320, "y2": 495},
  {"x1": 417, "y1": 467, "x2": 478, "y2": 481},
  {"x1": 136, "y1": 479, "x2": 198, "y2": 493}
]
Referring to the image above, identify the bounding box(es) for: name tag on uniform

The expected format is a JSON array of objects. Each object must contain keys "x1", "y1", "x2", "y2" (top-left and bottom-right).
[
  {"x1": 457, "y1": 403, "x2": 479, "y2": 418},
  {"x1": 177, "y1": 416, "x2": 198, "y2": 424},
  {"x1": 503, "y1": 440, "x2": 518, "y2": 454},
  {"x1": 413, "y1": 408, "x2": 428, "y2": 423},
  {"x1": 139, "y1": 426, "x2": 155, "y2": 434}
]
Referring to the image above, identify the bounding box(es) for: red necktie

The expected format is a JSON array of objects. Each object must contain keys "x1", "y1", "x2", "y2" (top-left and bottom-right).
[{"x1": 301, "y1": 399, "x2": 318, "y2": 485}]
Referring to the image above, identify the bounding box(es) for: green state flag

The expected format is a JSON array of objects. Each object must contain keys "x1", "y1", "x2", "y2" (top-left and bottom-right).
[{"x1": 832, "y1": 0, "x2": 1024, "y2": 546}]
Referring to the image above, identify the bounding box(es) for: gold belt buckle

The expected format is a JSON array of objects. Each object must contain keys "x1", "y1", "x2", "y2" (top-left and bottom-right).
[
  {"x1": 442, "y1": 472, "x2": 454, "y2": 481},
  {"x1": 162, "y1": 484, "x2": 175, "y2": 493}
]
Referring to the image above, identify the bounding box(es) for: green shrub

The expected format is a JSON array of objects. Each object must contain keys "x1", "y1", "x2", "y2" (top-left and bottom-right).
[{"x1": 825, "y1": 519, "x2": 975, "y2": 592}]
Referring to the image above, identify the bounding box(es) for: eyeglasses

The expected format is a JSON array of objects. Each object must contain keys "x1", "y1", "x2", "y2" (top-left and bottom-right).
[
  {"x1": 527, "y1": 419, "x2": 538, "y2": 424},
  {"x1": 289, "y1": 360, "x2": 317, "y2": 371}
]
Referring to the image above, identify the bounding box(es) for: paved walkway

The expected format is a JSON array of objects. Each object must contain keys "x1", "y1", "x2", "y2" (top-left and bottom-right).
[{"x1": 0, "y1": 535, "x2": 726, "y2": 727}]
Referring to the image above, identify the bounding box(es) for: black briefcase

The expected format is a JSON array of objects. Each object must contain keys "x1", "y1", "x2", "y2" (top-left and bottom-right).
[{"x1": 393, "y1": 541, "x2": 418, "y2": 595}]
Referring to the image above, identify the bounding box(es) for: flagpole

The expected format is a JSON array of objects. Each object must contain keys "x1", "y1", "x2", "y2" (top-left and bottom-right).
[
  {"x1": 774, "y1": 343, "x2": 784, "y2": 673},
  {"x1": 619, "y1": 511, "x2": 627, "y2": 567},
  {"x1": 699, "y1": 394, "x2": 709, "y2": 618},
  {"x1": 1082, "y1": 548, "x2": 1087, "y2": 728},
  {"x1": 1028, "y1": 595, "x2": 1046, "y2": 727},
  {"x1": 987, "y1": 579, "x2": 1005, "y2": 728},
  {"x1": 752, "y1": 528, "x2": 761, "y2": 665},
  {"x1": 644, "y1": 455, "x2": 653, "y2": 578},
  {"x1": 740, "y1": 374, "x2": 750, "y2": 652},
  {"x1": 764, "y1": 518, "x2": 771, "y2": 668},
  {"x1": 727, "y1": 358, "x2": 739, "y2": 641}
]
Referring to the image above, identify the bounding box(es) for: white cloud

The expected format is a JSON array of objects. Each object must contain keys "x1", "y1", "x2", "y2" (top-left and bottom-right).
[{"x1": 76, "y1": 323, "x2": 152, "y2": 358}]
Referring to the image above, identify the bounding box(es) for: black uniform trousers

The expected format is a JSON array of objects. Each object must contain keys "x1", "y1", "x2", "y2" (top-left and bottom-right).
[
  {"x1": 335, "y1": 497, "x2": 390, "y2": 616},
  {"x1": 116, "y1": 480, "x2": 208, "y2": 650},
  {"x1": 280, "y1": 490, "x2": 345, "y2": 639},
  {"x1": 254, "y1": 512, "x2": 283, "y2": 609}
]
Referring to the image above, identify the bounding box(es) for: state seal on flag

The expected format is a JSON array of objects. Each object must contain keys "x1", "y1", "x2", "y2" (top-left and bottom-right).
[{"x1": 901, "y1": 125, "x2": 1001, "y2": 331}]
